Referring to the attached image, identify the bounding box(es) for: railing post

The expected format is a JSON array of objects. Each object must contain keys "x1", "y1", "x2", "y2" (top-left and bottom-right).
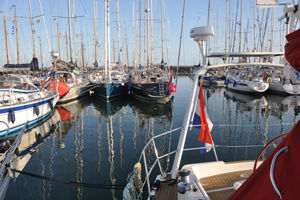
[
  {"x1": 151, "y1": 140, "x2": 163, "y2": 176},
  {"x1": 142, "y1": 150, "x2": 151, "y2": 197}
]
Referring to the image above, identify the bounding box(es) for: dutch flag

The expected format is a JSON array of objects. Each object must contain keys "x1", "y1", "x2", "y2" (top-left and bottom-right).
[
  {"x1": 192, "y1": 82, "x2": 214, "y2": 154},
  {"x1": 43, "y1": 63, "x2": 56, "y2": 89}
]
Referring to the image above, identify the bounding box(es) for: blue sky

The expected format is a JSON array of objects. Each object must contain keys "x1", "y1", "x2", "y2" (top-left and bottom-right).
[{"x1": 0, "y1": 0, "x2": 288, "y2": 68}]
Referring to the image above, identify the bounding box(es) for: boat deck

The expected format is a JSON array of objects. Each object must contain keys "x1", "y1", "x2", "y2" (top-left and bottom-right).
[
  {"x1": 155, "y1": 174, "x2": 178, "y2": 200},
  {"x1": 200, "y1": 170, "x2": 253, "y2": 200}
]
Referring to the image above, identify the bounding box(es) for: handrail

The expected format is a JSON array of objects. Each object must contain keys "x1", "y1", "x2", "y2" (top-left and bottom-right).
[
  {"x1": 0, "y1": 121, "x2": 28, "y2": 180},
  {"x1": 138, "y1": 124, "x2": 277, "y2": 198}
]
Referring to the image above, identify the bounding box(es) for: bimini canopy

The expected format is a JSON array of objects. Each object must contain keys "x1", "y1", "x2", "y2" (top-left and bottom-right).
[{"x1": 3, "y1": 57, "x2": 39, "y2": 71}]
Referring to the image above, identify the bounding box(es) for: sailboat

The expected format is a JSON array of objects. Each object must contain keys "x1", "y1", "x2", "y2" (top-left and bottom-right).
[
  {"x1": 130, "y1": 0, "x2": 173, "y2": 103},
  {"x1": 123, "y1": 1, "x2": 300, "y2": 198},
  {"x1": 91, "y1": 0, "x2": 129, "y2": 101},
  {"x1": 49, "y1": 0, "x2": 91, "y2": 104}
]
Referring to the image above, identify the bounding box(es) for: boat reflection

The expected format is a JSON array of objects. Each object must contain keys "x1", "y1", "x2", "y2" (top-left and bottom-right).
[
  {"x1": 4, "y1": 109, "x2": 60, "y2": 200},
  {"x1": 92, "y1": 96, "x2": 129, "y2": 199}
]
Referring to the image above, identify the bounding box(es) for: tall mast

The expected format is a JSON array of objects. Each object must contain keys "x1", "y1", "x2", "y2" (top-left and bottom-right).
[
  {"x1": 28, "y1": 0, "x2": 37, "y2": 58},
  {"x1": 38, "y1": 0, "x2": 51, "y2": 53},
  {"x1": 139, "y1": 0, "x2": 141, "y2": 64},
  {"x1": 73, "y1": 0, "x2": 79, "y2": 65},
  {"x1": 144, "y1": 0, "x2": 147, "y2": 66},
  {"x1": 132, "y1": 0, "x2": 135, "y2": 67},
  {"x1": 253, "y1": 0, "x2": 256, "y2": 52},
  {"x1": 161, "y1": 0, "x2": 164, "y2": 63},
  {"x1": 105, "y1": 0, "x2": 108, "y2": 79},
  {"x1": 117, "y1": 0, "x2": 121, "y2": 66},
  {"x1": 82, "y1": 39, "x2": 85, "y2": 69},
  {"x1": 66, "y1": 31, "x2": 68, "y2": 61},
  {"x1": 225, "y1": 0, "x2": 228, "y2": 53},
  {"x1": 57, "y1": 21, "x2": 61, "y2": 60},
  {"x1": 94, "y1": 0, "x2": 98, "y2": 62},
  {"x1": 4, "y1": 17, "x2": 9, "y2": 64},
  {"x1": 147, "y1": 0, "x2": 149, "y2": 65},
  {"x1": 125, "y1": 22, "x2": 129, "y2": 66},
  {"x1": 151, "y1": 0, "x2": 154, "y2": 64},
  {"x1": 14, "y1": 9, "x2": 20, "y2": 64},
  {"x1": 39, "y1": 38, "x2": 43, "y2": 67},
  {"x1": 239, "y1": 0, "x2": 243, "y2": 53},
  {"x1": 270, "y1": 7, "x2": 275, "y2": 53},
  {"x1": 108, "y1": 0, "x2": 111, "y2": 81},
  {"x1": 67, "y1": 0, "x2": 73, "y2": 62}
]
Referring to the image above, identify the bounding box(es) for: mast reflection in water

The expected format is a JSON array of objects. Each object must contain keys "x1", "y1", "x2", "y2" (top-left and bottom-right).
[{"x1": 4, "y1": 76, "x2": 300, "y2": 200}]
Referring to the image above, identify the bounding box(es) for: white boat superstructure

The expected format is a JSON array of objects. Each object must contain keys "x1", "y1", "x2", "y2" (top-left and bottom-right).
[
  {"x1": 0, "y1": 75, "x2": 59, "y2": 136},
  {"x1": 56, "y1": 71, "x2": 91, "y2": 103},
  {"x1": 269, "y1": 71, "x2": 300, "y2": 94},
  {"x1": 227, "y1": 70, "x2": 269, "y2": 93}
]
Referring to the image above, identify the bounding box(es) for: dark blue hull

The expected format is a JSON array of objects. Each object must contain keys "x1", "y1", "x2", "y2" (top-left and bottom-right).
[
  {"x1": 92, "y1": 82, "x2": 128, "y2": 101},
  {"x1": 131, "y1": 82, "x2": 171, "y2": 103}
]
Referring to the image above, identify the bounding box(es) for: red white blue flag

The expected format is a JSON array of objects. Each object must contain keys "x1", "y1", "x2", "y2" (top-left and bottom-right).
[
  {"x1": 192, "y1": 82, "x2": 213, "y2": 154},
  {"x1": 43, "y1": 63, "x2": 56, "y2": 89}
]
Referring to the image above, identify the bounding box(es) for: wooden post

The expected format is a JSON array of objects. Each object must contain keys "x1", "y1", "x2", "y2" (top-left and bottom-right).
[{"x1": 4, "y1": 17, "x2": 9, "y2": 64}]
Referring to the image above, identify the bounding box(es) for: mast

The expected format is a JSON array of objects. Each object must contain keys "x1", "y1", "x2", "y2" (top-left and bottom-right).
[
  {"x1": 225, "y1": 0, "x2": 228, "y2": 53},
  {"x1": 105, "y1": 0, "x2": 107, "y2": 78},
  {"x1": 144, "y1": 0, "x2": 147, "y2": 66},
  {"x1": 151, "y1": 0, "x2": 154, "y2": 64},
  {"x1": 38, "y1": 0, "x2": 51, "y2": 53},
  {"x1": 39, "y1": 38, "x2": 43, "y2": 67},
  {"x1": 73, "y1": 0, "x2": 79, "y2": 66},
  {"x1": 239, "y1": 0, "x2": 243, "y2": 53},
  {"x1": 106, "y1": 0, "x2": 112, "y2": 81},
  {"x1": 14, "y1": 9, "x2": 20, "y2": 64},
  {"x1": 161, "y1": 0, "x2": 164, "y2": 63},
  {"x1": 125, "y1": 22, "x2": 129, "y2": 66},
  {"x1": 28, "y1": 0, "x2": 37, "y2": 58},
  {"x1": 117, "y1": 0, "x2": 121, "y2": 66},
  {"x1": 139, "y1": 0, "x2": 141, "y2": 64},
  {"x1": 94, "y1": 0, "x2": 98, "y2": 62},
  {"x1": 82, "y1": 40, "x2": 85, "y2": 69},
  {"x1": 67, "y1": 0, "x2": 73, "y2": 62},
  {"x1": 57, "y1": 20, "x2": 61, "y2": 60},
  {"x1": 132, "y1": 0, "x2": 135, "y2": 67},
  {"x1": 4, "y1": 17, "x2": 9, "y2": 64},
  {"x1": 66, "y1": 31, "x2": 68, "y2": 61},
  {"x1": 270, "y1": 7, "x2": 275, "y2": 53},
  {"x1": 147, "y1": 0, "x2": 150, "y2": 65}
]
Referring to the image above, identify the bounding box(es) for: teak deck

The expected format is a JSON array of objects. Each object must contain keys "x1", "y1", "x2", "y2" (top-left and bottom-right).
[
  {"x1": 154, "y1": 174, "x2": 178, "y2": 200},
  {"x1": 154, "y1": 170, "x2": 253, "y2": 200},
  {"x1": 200, "y1": 170, "x2": 253, "y2": 200}
]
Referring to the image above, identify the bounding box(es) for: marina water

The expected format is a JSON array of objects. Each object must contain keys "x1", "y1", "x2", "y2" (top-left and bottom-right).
[{"x1": 5, "y1": 75, "x2": 299, "y2": 200}]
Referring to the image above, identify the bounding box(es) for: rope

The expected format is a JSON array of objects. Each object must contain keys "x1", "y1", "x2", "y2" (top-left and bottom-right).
[
  {"x1": 190, "y1": 123, "x2": 294, "y2": 128},
  {"x1": 10, "y1": 167, "x2": 126, "y2": 190}
]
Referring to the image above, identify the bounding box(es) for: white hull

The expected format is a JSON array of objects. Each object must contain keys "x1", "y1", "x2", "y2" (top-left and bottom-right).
[
  {"x1": 0, "y1": 92, "x2": 59, "y2": 136},
  {"x1": 228, "y1": 80, "x2": 269, "y2": 93},
  {"x1": 58, "y1": 82, "x2": 90, "y2": 103}
]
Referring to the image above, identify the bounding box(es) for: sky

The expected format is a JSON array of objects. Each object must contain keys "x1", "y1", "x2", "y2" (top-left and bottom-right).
[{"x1": 0, "y1": 0, "x2": 290, "y2": 68}]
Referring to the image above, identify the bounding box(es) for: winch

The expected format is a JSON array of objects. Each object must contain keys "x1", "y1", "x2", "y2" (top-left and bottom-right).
[{"x1": 177, "y1": 169, "x2": 194, "y2": 194}]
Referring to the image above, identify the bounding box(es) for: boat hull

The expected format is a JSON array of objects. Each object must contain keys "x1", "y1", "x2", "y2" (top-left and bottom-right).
[
  {"x1": 57, "y1": 82, "x2": 91, "y2": 103},
  {"x1": 227, "y1": 80, "x2": 269, "y2": 93},
  {"x1": 0, "y1": 93, "x2": 59, "y2": 137},
  {"x1": 92, "y1": 82, "x2": 129, "y2": 100},
  {"x1": 131, "y1": 82, "x2": 171, "y2": 103}
]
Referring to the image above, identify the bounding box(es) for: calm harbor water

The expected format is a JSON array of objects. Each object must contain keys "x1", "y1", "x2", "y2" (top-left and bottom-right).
[{"x1": 4, "y1": 75, "x2": 300, "y2": 200}]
